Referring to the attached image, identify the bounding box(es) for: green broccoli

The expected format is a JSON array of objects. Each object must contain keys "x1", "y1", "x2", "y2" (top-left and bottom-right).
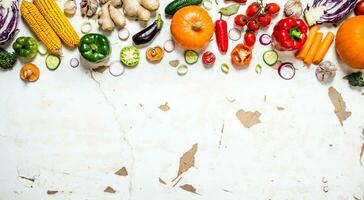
[
  {"x1": 348, "y1": 72, "x2": 364, "y2": 87},
  {"x1": 0, "y1": 48, "x2": 17, "y2": 70}
]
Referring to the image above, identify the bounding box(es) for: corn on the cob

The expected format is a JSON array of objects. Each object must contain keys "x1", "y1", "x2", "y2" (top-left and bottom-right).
[
  {"x1": 34, "y1": 0, "x2": 80, "y2": 48},
  {"x1": 20, "y1": 1, "x2": 62, "y2": 55}
]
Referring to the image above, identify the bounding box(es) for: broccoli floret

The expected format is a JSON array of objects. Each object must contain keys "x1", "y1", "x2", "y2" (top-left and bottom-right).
[
  {"x1": 0, "y1": 48, "x2": 17, "y2": 70},
  {"x1": 348, "y1": 72, "x2": 364, "y2": 87}
]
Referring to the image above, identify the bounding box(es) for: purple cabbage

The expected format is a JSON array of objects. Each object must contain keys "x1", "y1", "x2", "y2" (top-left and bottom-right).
[
  {"x1": 304, "y1": 0, "x2": 358, "y2": 26},
  {"x1": 0, "y1": 0, "x2": 19, "y2": 45}
]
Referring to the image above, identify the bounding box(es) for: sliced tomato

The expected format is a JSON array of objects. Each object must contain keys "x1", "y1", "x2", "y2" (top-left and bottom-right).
[{"x1": 231, "y1": 44, "x2": 252, "y2": 68}]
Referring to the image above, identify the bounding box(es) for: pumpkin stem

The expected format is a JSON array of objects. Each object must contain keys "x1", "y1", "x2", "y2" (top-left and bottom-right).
[{"x1": 192, "y1": 23, "x2": 203, "y2": 31}]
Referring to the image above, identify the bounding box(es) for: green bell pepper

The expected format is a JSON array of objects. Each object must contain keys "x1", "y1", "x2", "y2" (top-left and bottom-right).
[
  {"x1": 79, "y1": 33, "x2": 111, "y2": 63},
  {"x1": 12, "y1": 36, "x2": 38, "y2": 59}
]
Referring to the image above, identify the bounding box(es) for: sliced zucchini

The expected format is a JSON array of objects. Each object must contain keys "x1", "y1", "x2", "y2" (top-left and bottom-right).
[
  {"x1": 184, "y1": 50, "x2": 199, "y2": 65},
  {"x1": 263, "y1": 50, "x2": 278, "y2": 66},
  {"x1": 46, "y1": 54, "x2": 61, "y2": 70}
]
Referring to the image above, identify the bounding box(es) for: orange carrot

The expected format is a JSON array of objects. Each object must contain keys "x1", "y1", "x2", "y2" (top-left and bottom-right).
[
  {"x1": 304, "y1": 32, "x2": 323, "y2": 65},
  {"x1": 296, "y1": 25, "x2": 319, "y2": 60},
  {"x1": 313, "y1": 32, "x2": 335, "y2": 64}
]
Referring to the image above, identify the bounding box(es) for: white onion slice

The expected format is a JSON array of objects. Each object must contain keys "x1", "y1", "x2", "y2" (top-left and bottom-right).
[
  {"x1": 177, "y1": 65, "x2": 188, "y2": 76},
  {"x1": 109, "y1": 61, "x2": 125, "y2": 77},
  {"x1": 118, "y1": 28, "x2": 130, "y2": 41},
  {"x1": 202, "y1": 0, "x2": 213, "y2": 10},
  {"x1": 38, "y1": 44, "x2": 47, "y2": 55},
  {"x1": 164, "y1": 40, "x2": 175, "y2": 53},
  {"x1": 228, "y1": 28, "x2": 241, "y2": 41},
  {"x1": 70, "y1": 58, "x2": 79, "y2": 68},
  {"x1": 81, "y1": 22, "x2": 92, "y2": 34}
]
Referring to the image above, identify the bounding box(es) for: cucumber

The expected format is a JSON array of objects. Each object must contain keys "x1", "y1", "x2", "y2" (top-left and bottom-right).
[
  {"x1": 184, "y1": 50, "x2": 199, "y2": 65},
  {"x1": 263, "y1": 50, "x2": 278, "y2": 66},
  {"x1": 46, "y1": 55, "x2": 61, "y2": 70},
  {"x1": 165, "y1": 0, "x2": 203, "y2": 16}
]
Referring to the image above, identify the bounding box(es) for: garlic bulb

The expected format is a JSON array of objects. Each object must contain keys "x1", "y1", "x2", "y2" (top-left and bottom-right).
[
  {"x1": 80, "y1": 0, "x2": 99, "y2": 17},
  {"x1": 64, "y1": 0, "x2": 77, "y2": 16},
  {"x1": 284, "y1": 0, "x2": 303, "y2": 18},
  {"x1": 316, "y1": 61, "x2": 337, "y2": 83}
]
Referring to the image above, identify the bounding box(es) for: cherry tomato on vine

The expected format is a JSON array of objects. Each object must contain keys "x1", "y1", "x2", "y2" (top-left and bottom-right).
[
  {"x1": 246, "y1": 2, "x2": 260, "y2": 17},
  {"x1": 257, "y1": 14, "x2": 272, "y2": 27},
  {"x1": 265, "y1": 3, "x2": 280, "y2": 15},
  {"x1": 234, "y1": 14, "x2": 248, "y2": 27},
  {"x1": 244, "y1": 32, "x2": 256, "y2": 47},
  {"x1": 202, "y1": 51, "x2": 216, "y2": 65},
  {"x1": 247, "y1": 20, "x2": 260, "y2": 31}
]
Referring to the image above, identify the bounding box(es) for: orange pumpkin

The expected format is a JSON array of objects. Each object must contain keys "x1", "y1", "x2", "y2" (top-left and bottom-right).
[
  {"x1": 336, "y1": 16, "x2": 364, "y2": 69},
  {"x1": 170, "y1": 6, "x2": 214, "y2": 50}
]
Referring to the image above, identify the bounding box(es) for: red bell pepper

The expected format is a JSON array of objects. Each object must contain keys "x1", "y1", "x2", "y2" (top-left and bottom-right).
[{"x1": 272, "y1": 17, "x2": 308, "y2": 51}]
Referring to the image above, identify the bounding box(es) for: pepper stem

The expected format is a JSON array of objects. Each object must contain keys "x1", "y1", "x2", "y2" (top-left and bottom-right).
[{"x1": 289, "y1": 27, "x2": 302, "y2": 40}]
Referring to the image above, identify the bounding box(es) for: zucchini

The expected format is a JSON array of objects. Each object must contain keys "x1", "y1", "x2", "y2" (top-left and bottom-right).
[
  {"x1": 46, "y1": 55, "x2": 61, "y2": 70},
  {"x1": 165, "y1": 0, "x2": 203, "y2": 16},
  {"x1": 184, "y1": 50, "x2": 199, "y2": 65},
  {"x1": 263, "y1": 50, "x2": 278, "y2": 66}
]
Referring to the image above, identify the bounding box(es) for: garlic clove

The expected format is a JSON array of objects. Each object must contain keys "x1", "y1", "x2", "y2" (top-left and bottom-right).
[{"x1": 64, "y1": 0, "x2": 77, "y2": 16}]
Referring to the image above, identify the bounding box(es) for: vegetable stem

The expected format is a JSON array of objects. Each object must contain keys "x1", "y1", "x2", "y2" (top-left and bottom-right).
[{"x1": 289, "y1": 27, "x2": 301, "y2": 40}]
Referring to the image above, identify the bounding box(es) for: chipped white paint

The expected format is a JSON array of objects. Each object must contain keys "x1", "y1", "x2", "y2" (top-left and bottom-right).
[{"x1": 0, "y1": 0, "x2": 364, "y2": 200}]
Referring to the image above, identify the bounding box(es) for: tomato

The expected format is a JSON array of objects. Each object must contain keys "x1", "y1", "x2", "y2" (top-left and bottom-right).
[
  {"x1": 231, "y1": 44, "x2": 252, "y2": 68},
  {"x1": 234, "y1": 14, "x2": 248, "y2": 27},
  {"x1": 355, "y1": 1, "x2": 364, "y2": 15},
  {"x1": 247, "y1": 20, "x2": 260, "y2": 31},
  {"x1": 265, "y1": 3, "x2": 280, "y2": 15},
  {"x1": 202, "y1": 51, "x2": 216, "y2": 65},
  {"x1": 244, "y1": 32, "x2": 256, "y2": 47},
  {"x1": 257, "y1": 14, "x2": 272, "y2": 27},
  {"x1": 246, "y1": 2, "x2": 260, "y2": 17}
]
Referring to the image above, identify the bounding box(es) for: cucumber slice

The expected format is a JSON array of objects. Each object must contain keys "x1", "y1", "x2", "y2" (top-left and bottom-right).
[
  {"x1": 184, "y1": 50, "x2": 199, "y2": 65},
  {"x1": 46, "y1": 55, "x2": 61, "y2": 70},
  {"x1": 263, "y1": 50, "x2": 278, "y2": 66}
]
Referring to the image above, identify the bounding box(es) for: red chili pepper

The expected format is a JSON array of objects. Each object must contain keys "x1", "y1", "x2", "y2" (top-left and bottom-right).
[
  {"x1": 272, "y1": 17, "x2": 308, "y2": 51},
  {"x1": 215, "y1": 18, "x2": 228, "y2": 54}
]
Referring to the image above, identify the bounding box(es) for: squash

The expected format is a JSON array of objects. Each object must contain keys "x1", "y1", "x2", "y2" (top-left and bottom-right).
[
  {"x1": 336, "y1": 16, "x2": 364, "y2": 69},
  {"x1": 170, "y1": 6, "x2": 213, "y2": 50}
]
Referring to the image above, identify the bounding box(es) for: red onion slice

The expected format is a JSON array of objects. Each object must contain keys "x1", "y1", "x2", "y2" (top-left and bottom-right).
[
  {"x1": 278, "y1": 62, "x2": 296, "y2": 80},
  {"x1": 109, "y1": 61, "x2": 125, "y2": 77},
  {"x1": 118, "y1": 28, "x2": 130, "y2": 41},
  {"x1": 228, "y1": 28, "x2": 241, "y2": 41},
  {"x1": 259, "y1": 34, "x2": 272, "y2": 46},
  {"x1": 70, "y1": 58, "x2": 79, "y2": 68},
  {"x1": 164, "y1": 40, "x2": 175, "y2": 53}
]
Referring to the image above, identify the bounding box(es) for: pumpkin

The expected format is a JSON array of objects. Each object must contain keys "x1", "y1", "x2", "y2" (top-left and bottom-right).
[
  {"x1": 336, "y1": 16, "x2": 364, "y2": 69},
  {"x1": 170, "y1": 6, "x2": 214, "y2": 50}
]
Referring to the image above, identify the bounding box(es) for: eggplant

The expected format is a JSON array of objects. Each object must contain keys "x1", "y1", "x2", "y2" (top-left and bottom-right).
[{"x1": 132, "y1": 14, "x2": 163, "y2": 45}]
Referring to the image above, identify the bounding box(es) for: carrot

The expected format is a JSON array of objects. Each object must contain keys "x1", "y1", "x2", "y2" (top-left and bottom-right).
[
  {"x1": 296, "y1": 25, "x2": 319, "y2": 60},
  {"x1": 304, "y1": 32, "x2": 323, "y2": 65},
  {"x1": 313, "y1": 32, "x2": 335, "y2": 64}
]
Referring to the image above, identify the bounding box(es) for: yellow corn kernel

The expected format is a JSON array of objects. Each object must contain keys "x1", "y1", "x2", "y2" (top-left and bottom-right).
[
  {"x1": 21, "y1": 1, "x2": 62, "y2": 55},
  {"x1": 34, "y1": 0, "x2": 80, "y2": 48}
]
